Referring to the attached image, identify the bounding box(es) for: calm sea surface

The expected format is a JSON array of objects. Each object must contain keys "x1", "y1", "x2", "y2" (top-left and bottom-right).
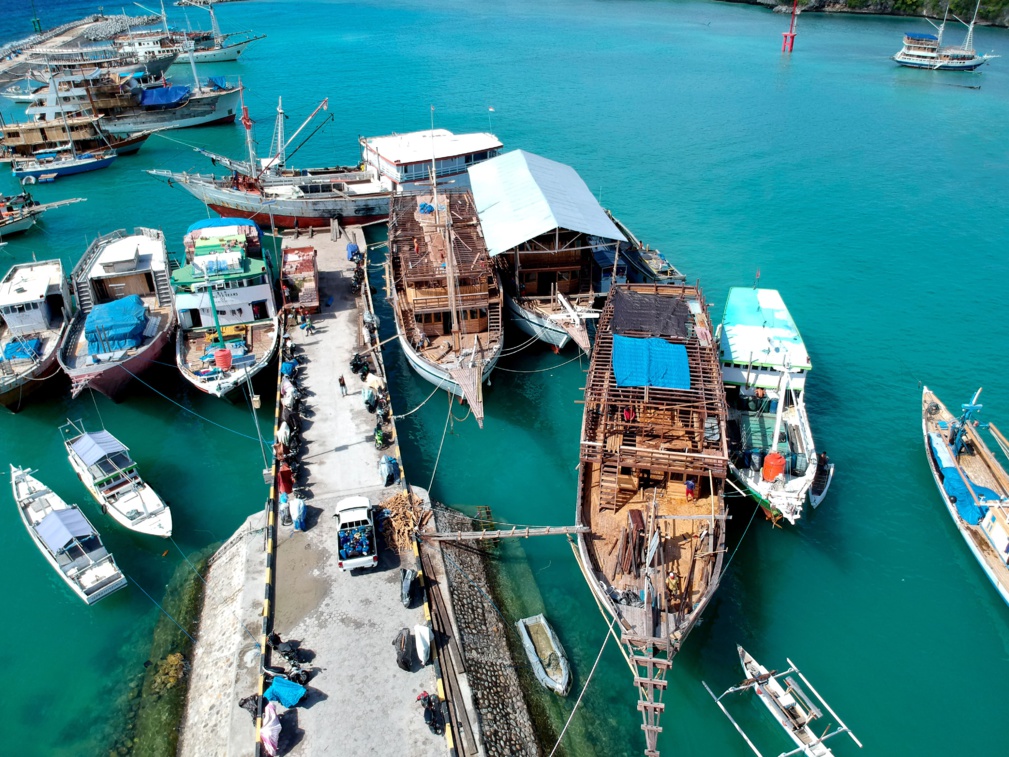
[{"x1": 3, "y1": 1, "x2": 1009, "y2": 755}]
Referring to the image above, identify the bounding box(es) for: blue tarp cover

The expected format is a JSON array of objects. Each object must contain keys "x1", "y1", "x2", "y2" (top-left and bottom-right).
[
  {"x1": 905, "y1": 32, "x2": 938, "y2": 40},
  {"x1": 264, "y1": 676, "x2": 307, "y2": 707},
  {"x1": 37, "y1": 508, "x2": 94, "y2": 553},
  {"x1": 187, "y1": 217, "x2": 263, "y2": 240},
  {"x1": 929, "y1": 433, "x2": 992, "y2": 524},
  {"x1": 140, "y1": 85, "x2": 190, "y2": 107},
  {"x1": 84, "y1": 295, "x2": 147, "y2": 354},
  {"x1": 3, "y1": 338, "x2": 41, "y2": 360},
  {"x1": 612, "y1": 335, "x2": 690, "y2": 389},
  {"x1": 208, "y1": 76, "x2": 228, "y2": 90}
]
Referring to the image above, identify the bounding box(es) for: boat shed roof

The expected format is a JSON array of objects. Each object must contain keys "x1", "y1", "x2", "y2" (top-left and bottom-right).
[
  {"x1": 468, "y1": 149, "x2": 626, "y2": 257},
  {"x1": 37, "y1": 508, "x2": 94, "y2": 553},
  {"x1": 71, "y1": 430, "x2": 129, "y2": 468},
  {"x1": 718, "y1": 287, "x2": 811, "y2": 371}
]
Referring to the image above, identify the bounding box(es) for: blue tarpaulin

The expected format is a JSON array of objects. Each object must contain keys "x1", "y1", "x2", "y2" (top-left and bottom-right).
[
  {"x1": 84, "y1": 295, "x2": 147, "y2": 354},
  {"x1": 929, "y1": 433, "x2": 992, "y2": 524},
  {"x1": 139, "y1": 85, "x2": 190, "y2": 108},
  {"x1": 208, "y1": 76, "x2": 228, "y2": 90},
  {"x1": 264, "y1": 676, "x2": 307, "y2": 707},
  {"x1": 612, "y1": 335, "x2": 690, "y2": 389},
  {"x1": 2, "y1": 338, "x2": 41, "y2": 360}
]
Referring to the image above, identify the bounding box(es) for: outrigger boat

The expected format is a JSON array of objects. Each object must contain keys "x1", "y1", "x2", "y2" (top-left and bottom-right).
[
  {"x1": 11, "y1": 465, "x2": 128, "y2": 604},
  {"x1": 515, "y1": 614, "x2": 571, "y2": 696},
  {"x1": 172, "y1": 218, "x2": 279, "y2": 399},
  {"x1": 717, "y1": 288, "x2": 831, "y2": 524},
  {"x1": 574, "y1": 283, "x2": 729, "y2": 757},
  {"x1": 387, "y1": 189, "x2": 503, "y2": 428},
  {"x1": 57, "y1": 228, "x2": 176, "y2": 401},
  {"x1": 922, "y1": 387, "x2": 1009, "y2": 607},
  {"x1": 892, "y1": 1, "x2": 995, "y2": 71},
  {"x1": 703, "y1": 646, "x2": 862, "y2": 757},
  {"x1": 0, "y1": 259, "x2": 73, "y2": 412},
  {"x1": 0, "y1": 193, "x2": 84, "y2": 238},
  {"x1": 61, "y1": 419, "x2": 172, "y2": 538}
]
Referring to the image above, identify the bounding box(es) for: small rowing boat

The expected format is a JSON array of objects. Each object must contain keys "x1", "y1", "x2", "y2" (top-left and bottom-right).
[
  {"x1": 11, "y1": 465, "x2": 127, "y2": 604},
  {"x1": 515, "y1": 614, "x2": 570, "y2": 696}
]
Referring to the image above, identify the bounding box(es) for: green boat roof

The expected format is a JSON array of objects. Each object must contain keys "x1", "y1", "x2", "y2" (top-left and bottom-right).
[
  {"x1": 193, "y1": 234, "x2": 247, "y2": 256},
  {"x1": 718, "y1": 287, "x2": 811, "y2": 371},
  {"x1": 171, "y1": 257, "x2": 267, "y2": 289}
]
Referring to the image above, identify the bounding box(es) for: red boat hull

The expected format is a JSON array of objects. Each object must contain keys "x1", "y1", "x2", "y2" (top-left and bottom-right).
[{"x1": 206, "y1": 204, "x2": 386, "y2": 230}]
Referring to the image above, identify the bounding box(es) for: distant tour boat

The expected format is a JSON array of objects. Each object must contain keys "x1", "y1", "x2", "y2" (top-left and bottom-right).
[
  {"x1": 61, "y1": 420, "x2": 173, "y2": 538},
  {"x1": 893, "y1": 2, "x2": 994, "y2": 71},
  {"x1": 717, "y1": 287, "x2": 832, "y2": 525},
  {"x1": 922, "y1": 387, "x2": 1009, "y2": 608},
  {"x1": 515, "y1": 614, "x2": 571, "y2": 696},
  {"x1": 11, "y1": 464, "x2": 128, "y2": 605}
]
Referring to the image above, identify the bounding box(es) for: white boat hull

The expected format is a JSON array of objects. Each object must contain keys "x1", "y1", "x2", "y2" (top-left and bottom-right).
[
  {"x1": 395, "y1": 329, "x2": 501, "y2": 398},
  {"x1": 103, "y1": 88, "x2": 241, "y2": 136},
  {"x1": 176, "y1": 319, "x2": 279, "y2": 399},
  {"x1": 504, "y1": 293, "x2": 571, "y2": 349}
]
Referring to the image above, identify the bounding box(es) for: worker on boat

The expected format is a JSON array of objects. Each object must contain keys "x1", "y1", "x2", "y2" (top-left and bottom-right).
[{"x1": 685, "y1": 479, "x2": 696, "y2": 501}]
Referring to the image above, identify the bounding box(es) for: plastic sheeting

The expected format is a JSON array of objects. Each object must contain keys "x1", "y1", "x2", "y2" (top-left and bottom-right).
[
  {"x1": 929, "y1": 433, "x2": 992, "y2": 525},
  {"x1": 610, "y1": 287, "x2": 690, "y2": 338},
  {"x1": 139, "y1": 85, "x2": 190, "y2": 107},
  {"x1": 612, "y1": 335, "x2": 691, "y2": 390},
  {"x1": 264, "y1": 675, "x2": 307, "y2": 707},
  {"x1": 2, "y1": 338, "x2": 41, "y2": 360},
  {"x1": 260, "y1": 701, "x2": 281, "y2": 756},
  {"x1": 84, "y1": 295, "x2": 147, "y2": 354}
]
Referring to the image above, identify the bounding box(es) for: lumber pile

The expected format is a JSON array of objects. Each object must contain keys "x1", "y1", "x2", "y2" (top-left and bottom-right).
[{"x1": 380, "y1": 490, "x2": 430, "y2": 554}]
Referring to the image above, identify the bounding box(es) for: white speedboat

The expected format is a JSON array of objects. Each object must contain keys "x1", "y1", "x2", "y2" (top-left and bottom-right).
[
  {"x1": 922, "y1": 387, "x2": 1009, "y2": 608},
  {"x1": 717, "y1": 288, "x2": 831, "y2": 524},
  {"x1": 11, "y1": 465, "x2": 128, "y2": 604},
  {"x1": 61, "y1": 420, "x2": 172, "y2": 538}
]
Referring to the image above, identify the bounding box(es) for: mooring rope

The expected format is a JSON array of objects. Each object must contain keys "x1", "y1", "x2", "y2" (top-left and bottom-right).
[
  {"x1": 494, "y1": 352, "x2": 584, "y2": 374},
  {"x1": 125, "y1": 571, "x2": 196, "y2": 644},
  {"x1": 393, "y1": 382, "x2": 440, "y2": 420},
  {"x1": 427, "y1": 393, "x2": 454, "y2": 492}
]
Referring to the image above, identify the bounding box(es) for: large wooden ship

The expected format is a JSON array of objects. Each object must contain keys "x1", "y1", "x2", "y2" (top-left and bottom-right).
[
  {"x1": 387, "y1": 190, "x2": 503, "y2": 428},
  {"x1": 575, "y1": 283, "x2": 728, "y2": 757}
]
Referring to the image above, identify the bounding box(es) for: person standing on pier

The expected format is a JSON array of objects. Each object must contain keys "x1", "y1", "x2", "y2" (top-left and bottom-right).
[{"x1": 339, "y1": 375, "x2": 347, "y2": 397}]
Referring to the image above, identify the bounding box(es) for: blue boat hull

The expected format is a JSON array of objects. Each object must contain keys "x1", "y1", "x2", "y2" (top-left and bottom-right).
[{"x1": 12, "y1": 155, "x2": 117, "y2": 179}]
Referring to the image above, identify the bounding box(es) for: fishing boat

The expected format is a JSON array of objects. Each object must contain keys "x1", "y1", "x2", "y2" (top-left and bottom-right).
[
  {"x1": 61, "y1": 420, "x2": 173, "y2": 537},
  {"x1": 12, "y1": 147, "x2": 118, "y2": 180},
  {"x1": 469, "y1": 149, "x2": 620, "y2": 355},
  {"x1": 387, "y1": 190, "x2": 503, "y2": 428},
  {"x1": 0, "y1": 192, "x2": 84, "y2": 239},
  {"x1": 515, "y1": 614, "x2": 571, "y2": 696},
  {"x1": 11, "y1": 465, "x2": 128, "y2": 604},
  {"x1": 893, "y1": 2, "x2": 994, "y2": 71},
  {"x1": 0, "y1": 107, "x2": 153, "y2": 166},
  {"x1": 172, "y1": 218, "x2": 279, "y2": 399},
  {"x1": 574, "y1": 283, "x2": 728, "y2": 757},
  {"x1": 0, "y1": 259, "x2": 73, "y2": 412},
  {"x1": 57, "y1": 228, "x2": 176, "y2": 401},
  {"x1": 703, "y1": 646, "x2": 862, "y2": 757},
  {"x1": 922, "y1": 387, "x2": 1009, "y2": 607},
  {"x1": 717, "y1": 287, "x2": 830, "y2": 525}
]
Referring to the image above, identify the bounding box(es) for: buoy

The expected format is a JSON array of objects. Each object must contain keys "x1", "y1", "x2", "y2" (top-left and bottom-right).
[
  {"x1": 762, "y1": 452, "x2": 786, "y2": 482},
  {"x1": 214, "y1": 348, "x2": 233, "y2": 370}
]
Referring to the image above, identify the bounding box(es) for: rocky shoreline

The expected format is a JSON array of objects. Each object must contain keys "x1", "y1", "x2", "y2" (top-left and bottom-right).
[{"x1": 720, "y1": 0, "x2": 1009, "y2": 29}]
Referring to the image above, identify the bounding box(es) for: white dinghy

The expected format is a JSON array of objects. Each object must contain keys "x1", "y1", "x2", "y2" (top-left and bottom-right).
[{"x1": 515, "y1": 614, "x2": 571, "y2": 696}]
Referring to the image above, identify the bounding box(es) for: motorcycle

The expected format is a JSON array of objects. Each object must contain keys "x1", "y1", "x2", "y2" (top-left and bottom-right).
[
  {"x1": 374, "y1": 424, "x2": 387, "y2": 450},
  {"x1": 416, "y1": 691, "x2": 444, "y2": 735}
]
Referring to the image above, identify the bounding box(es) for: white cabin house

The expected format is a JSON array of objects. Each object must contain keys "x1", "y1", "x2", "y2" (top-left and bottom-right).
[{"x1": 360, "y1": 129, "x2": 502, "y2": 192}]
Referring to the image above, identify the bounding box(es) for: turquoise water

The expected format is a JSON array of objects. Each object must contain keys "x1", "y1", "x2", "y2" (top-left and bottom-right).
[{"x1": 4, "y1": 1, "x2": 1009, "y2": 755}]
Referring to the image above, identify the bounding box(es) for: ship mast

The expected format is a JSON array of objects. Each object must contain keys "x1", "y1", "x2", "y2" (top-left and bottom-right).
[{"x1": 429, "y1": 109, "x2": 461, "y2": 352}]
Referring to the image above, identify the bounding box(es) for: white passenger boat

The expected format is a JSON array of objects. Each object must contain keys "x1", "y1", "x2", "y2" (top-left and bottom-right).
[
  {"x1": 172, "y1": 219, "x2": 279, "y2": 399},
  {"x1": 922, "y1": 387, "x2": 1009, "y2": 608},
  {"x1": 515, "y1": 614, "x2": 571, "y2": 696},
  {"x1": 717, "y1": 288, "x2": 831, "y2": 525},
  {"x1": 703, "y1": 646, "x2": 862, "y2": 757},
  {"x1": 892, "y1": 2, "x2": 994, "y2": 71},
  {"x1": 61, "y1": 420, "x2": 173, "y2": 538},
  {"x1": 11, "y1": 465, "x2": 128, "y2": 605}
]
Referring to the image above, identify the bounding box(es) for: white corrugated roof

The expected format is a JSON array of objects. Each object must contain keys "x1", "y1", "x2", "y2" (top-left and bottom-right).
[
  {"x1": 468, "y1": 150, "x2": 626, "y2": 257},
  {"x1": 0, "y1": 260, "x2": 61, "y2": 308},
  {"x1": 362, "y1": 129, "x2": 502, "y2": 165}
]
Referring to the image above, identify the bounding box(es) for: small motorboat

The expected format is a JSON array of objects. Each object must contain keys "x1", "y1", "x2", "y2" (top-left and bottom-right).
[
  {"x1": 515, "y1": 614, "x2": 571, "y2": 696},
  {"x1": 11, "y1": 464, "x2": 128, "y2": 604}
]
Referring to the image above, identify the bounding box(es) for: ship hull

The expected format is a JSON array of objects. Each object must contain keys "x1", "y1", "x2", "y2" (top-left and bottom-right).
[
  {"x1": 64, "y1": 323, "x2": 174, "y2": 402},
  {"x1": 104, "y1": 89, "x2": 242, "y2": 136},
  {"x1": 0, "y1": 349, "x2": 62, "y2": 412}
]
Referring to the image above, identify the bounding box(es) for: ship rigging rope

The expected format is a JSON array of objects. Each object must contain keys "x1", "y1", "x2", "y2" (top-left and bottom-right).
[
  {"x1": 89, "y1": 386, "x2": 106, "y2": 428},
  {"x1": 427, "y1": 392, "x2": 454, "y2": 492},
  {"x1": 494, "y1": 352, "x2": 584, "y2": 374},
  {"x1": 547, "y1": 615, "x2": 617, "y2": 757},
  {"x1": 121, "y1": 365, "x2": 270, "y2": 448}
]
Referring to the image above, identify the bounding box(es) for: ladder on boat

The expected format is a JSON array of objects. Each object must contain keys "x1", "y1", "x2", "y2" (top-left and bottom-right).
[{"x1": 624, "y1": 634, "x2": 672, "y2": 757}]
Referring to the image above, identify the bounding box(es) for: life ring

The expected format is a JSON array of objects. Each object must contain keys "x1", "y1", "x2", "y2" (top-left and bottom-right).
[{"x1": 21, "y1": 175, "x2": 36, "y2": 186}]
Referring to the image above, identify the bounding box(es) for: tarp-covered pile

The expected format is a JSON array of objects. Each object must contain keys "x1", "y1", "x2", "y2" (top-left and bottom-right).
[
  {"x1": 139, "y1": 85, "x2": 190, "y2": 108},
  {"x1": 84, "y1": 295, "x2": 147, "y2": 355},
  {"x1": 612, "y1": 335, "x2": 690, "y2": 389},
  {"x1": 2, "y1": 337, "x2": 41, "y2": 361},
  {"x1": 929, "y1": 433, "x2": 996, "y2": 524}
]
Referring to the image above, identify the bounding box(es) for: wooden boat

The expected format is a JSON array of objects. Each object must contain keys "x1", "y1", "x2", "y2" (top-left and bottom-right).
[
  {"x1": 515, "y1": 614, "x2": 571, "y2": 696},
  {"x1": 58, "y1": 228, "x2": 176, "y2": 401},
  {"x1": 12, "y1": 147, "x2": 117, "y2": 180},
  {"x1": 11, "y1": 465, "x2": 128, "y2": 604},
  {"x1": 717, "y1": 287, "x2": 830, "y2": 524},
  {"x1": 172, "y1": 219, "x2": 279, "y2": 399},
  {"x1": 574, "y1": 282, "x2": 728, "y2": 756},
  {"x1": 892, "y1": 2, "x2": 993, "y2": 71},
  {"x1": 61, "y1": 420, "x2": 172, "y2": 538},
  {"x1": 116, "y1": 1, "x2": 266, "y2": 63},
  {"x1": 922, "y1": 387, "x2": 1009, "y2": 607},
  {"x1": 0, "y1": 193, "x2": 84, "y2": 239},
  {"x1": 387, "y1": 189, "x2": 503, "y2": 428},
  {"x1": 0, "y1": 259, "x2": 73, "y2": 412},
  {"x1": 703, "y1": 646, "x2": 862, "y2": 757}
]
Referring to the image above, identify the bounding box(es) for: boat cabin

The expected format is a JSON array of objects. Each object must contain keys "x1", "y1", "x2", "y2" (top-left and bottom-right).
[
  {"x1": 0, "y1": 260, "x2": 67, "y2": 337},
  {"x1": 361, "y1": 129, "x2": 502, "y2": 192},
  {"x1": 68, "y1": 429, "x2": 141, "y2": 501}
]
